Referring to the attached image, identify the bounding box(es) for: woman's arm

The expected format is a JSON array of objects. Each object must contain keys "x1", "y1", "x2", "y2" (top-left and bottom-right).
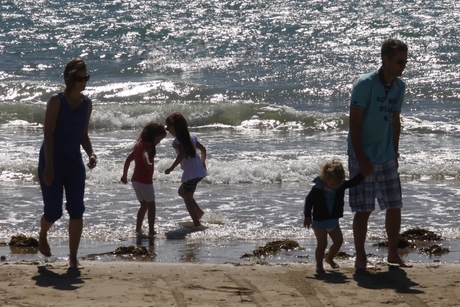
[{"x1": 80, "y1": 98, "x2": 97, "y2": 169}]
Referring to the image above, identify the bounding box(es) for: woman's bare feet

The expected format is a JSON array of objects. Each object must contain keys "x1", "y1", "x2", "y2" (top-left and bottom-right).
[{"x1": 38, "y1": 235, "x2": 51, "y2": 257}]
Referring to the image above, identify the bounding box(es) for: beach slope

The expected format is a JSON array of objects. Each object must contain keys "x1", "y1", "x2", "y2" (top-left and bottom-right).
[{"x1": 0, "y1": 262, "x2": 459, "y2": 307}]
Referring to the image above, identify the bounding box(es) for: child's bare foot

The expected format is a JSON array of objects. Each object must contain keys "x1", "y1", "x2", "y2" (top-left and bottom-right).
[
  {"x1": 325, "y1": 258, "x2": 340, "y2": 269},
  {"x1": 355, "y1": 260, "x2": 381, "y2": 271},
  {"x1": 316, "y1": 266, "x2": 325, "y2": 274},
  {"x1": 38, "y1": 235, "x2": 51, "y2": 257}
]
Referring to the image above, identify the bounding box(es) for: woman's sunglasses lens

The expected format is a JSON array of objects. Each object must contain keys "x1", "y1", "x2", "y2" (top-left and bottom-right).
[{"x1": 74, "y1": 75, "x2": 90, "y2": 82}]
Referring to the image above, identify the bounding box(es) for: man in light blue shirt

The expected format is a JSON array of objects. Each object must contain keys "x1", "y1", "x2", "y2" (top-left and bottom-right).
[{"x1": 347, "y1": 38, "x2": 412, "y2": 270}]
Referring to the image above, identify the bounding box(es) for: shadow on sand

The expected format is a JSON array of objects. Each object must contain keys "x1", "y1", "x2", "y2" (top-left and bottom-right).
[
  {"x1": 353, "y1": 267, "x2": 424, "y2": 294},
  {"x1": 32, "y1": 265, "x2": 87, "y2": 291},
  {"x1": 309, "y1": 270, "x2": 352, "y2": 284}
]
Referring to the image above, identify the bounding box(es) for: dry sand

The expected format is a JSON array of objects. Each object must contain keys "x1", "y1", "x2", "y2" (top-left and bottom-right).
[{"x1": 1, "y1": 261, "x2": 459, "y2": 307}]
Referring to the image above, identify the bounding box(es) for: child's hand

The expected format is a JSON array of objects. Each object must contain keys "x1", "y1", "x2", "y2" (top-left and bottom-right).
[
  {"x1": 121, "y1": 175, "x2": 128, "y2": 184},
  {"x1": 303, "y1": 217, "x2": 311, "y2": 229},
  {"x1": 145, "y1": 162, "x2": 153, "y2": 170},
  {"x1": 164, "y1": 167, "x2": 172, "y2": 175}
]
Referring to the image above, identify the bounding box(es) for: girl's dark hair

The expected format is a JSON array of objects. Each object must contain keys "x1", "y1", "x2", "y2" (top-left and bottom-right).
[
  {"x1": 134, "y1": 121, "x2": 166, "y2": 159},
  {"x1": 63, "y1": 58, "x2": 87, "y2": 95},
  {"x1": 165, "y1": 112, "x2": 196, "y2": 158}
]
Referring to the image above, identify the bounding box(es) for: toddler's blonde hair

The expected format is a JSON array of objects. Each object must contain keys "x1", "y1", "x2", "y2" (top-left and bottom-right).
[{"x1": 319, "y1": 158, "x2": 346, "y2": 184}]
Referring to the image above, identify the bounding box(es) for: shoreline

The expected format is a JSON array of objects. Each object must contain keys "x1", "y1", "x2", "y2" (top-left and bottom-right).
[
  {"x1": 2, "y1": 236, "x2": 458, "y2": 267},
  {"x1": 1, "y1": 261, "x2": 459, "y2": 306}
]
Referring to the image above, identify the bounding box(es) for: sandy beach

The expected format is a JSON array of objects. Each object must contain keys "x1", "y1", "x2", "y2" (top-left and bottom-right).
[{"x1": 1, "y1": 261, "x2": 459, "y2": 307}]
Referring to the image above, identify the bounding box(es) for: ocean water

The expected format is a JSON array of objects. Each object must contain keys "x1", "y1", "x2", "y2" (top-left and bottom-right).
[{"x1": 1, "y1": 0, "x2": 460, "y2": 265}]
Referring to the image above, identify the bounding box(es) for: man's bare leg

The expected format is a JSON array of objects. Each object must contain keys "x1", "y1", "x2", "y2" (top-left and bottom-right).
[
  {"x1": 353, "y1": 211, "x2": 372, "y2": 269},
  {"x1": 386, "y1": 208, "x2": 412, "y2": 267}
]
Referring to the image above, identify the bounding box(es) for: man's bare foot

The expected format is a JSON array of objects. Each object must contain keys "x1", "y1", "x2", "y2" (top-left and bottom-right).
[
  {"x1": 38, "y1": 235, "x2": 51, "y2": 257},
  {"x1": 387, "y1": 256, "x2": 413, "y2": 268},
  {"x1": 325, "y1": 258, "x2": 340, "y2": 269}
]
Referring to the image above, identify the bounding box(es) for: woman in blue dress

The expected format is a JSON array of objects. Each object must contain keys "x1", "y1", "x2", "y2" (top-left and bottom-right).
[{"x1": 38, "y1": 58, "x2": 97, "y2": 269}]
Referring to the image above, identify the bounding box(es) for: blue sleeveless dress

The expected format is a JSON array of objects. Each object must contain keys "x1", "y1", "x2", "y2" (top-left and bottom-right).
[{"x1": 38, "y1": 92, "x2": 89, "y2": 222}]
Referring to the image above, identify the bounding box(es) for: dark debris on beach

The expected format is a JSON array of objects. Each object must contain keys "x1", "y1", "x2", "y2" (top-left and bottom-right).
[
  {"x1": 8, "y1": 234, "x2": 38, "y2": 247},
  {"x1": 240, "y1": 239, "x2": 304, "y2": 259},
  {"x1": 82, "y1": 245, "x2": 156, "y2": 261},
  {"x1": 373, "y1": 227, "x2": 449, "y2": 256}
]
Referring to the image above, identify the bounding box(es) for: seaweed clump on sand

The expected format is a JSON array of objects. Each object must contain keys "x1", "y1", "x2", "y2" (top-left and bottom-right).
[
  {"x1": 83, "y1": 245, "x2": 155, "y2": 261},
  {"x1": 401, "y1": 228, "x2": 442, "y2": 242},
  {"x1": 241, "y1": 239, "x2": 303, "y2": 259},
  {"x1": 419, "y1": 244, "x2": 449, "y2": 255},
  {"x1": 374, "y1": 236, "x2": 415, "y2": 249},
  {"x1": 114, "y1": 245, "x2": 150, "y2": 256},
  {"x1": 8, "y1": 234, "x2": 38, "y2": 247},
  {"x1": 373, "y1": 227, "x2": 449, "y2": 256}
]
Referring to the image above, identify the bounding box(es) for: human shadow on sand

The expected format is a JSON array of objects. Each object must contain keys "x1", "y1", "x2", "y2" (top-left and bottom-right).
[
  {"x1": 307, "y1": 270, "x2": 352, "y2": 284},
  {"x1": 353, "y1": 267, "x2": 424, "y2": 294},
  {"x1": 32, "y1": 265, "x2": 87, "y2": 291}
]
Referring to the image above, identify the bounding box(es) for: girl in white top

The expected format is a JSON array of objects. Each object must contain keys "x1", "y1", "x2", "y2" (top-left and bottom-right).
[{"x1": 164, "y1": 112, "x2": 207, "y2": 226}]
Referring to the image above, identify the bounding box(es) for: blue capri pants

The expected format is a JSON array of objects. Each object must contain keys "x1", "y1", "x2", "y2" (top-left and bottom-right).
[{"x1": 38, "y1": 150, "x2": 86, "y2": 223}]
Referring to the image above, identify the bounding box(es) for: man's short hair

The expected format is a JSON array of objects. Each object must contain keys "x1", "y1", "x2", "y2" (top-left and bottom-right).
[{"x1": 381, "y1": 38, "x2": 408, "y2": 60}]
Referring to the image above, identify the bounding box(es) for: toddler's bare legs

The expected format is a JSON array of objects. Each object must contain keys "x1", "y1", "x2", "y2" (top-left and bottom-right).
[
  {"x1": 313, "y1": 227, "x2": 328, "y2": 273},
  {"x1": 325, "y1": 226, "x2": 343, "y2": 269}
]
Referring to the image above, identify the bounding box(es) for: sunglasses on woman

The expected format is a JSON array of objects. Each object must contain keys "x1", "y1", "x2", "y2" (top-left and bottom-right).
[{"x1": 74, "y1": 75, "x2": 90, "y2": 82}]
